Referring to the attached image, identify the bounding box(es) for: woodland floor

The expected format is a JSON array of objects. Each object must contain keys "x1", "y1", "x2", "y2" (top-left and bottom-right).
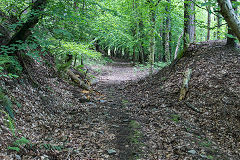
[{"x1": 0, "y1": 40, "x2": 240, "y2": 160}]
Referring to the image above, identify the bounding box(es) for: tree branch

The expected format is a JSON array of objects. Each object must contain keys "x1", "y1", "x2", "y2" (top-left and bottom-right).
[
  {"x1": 7, "y1": 0, "x2": 47, "y2": 46},
  {"x1": 190, "y1": 0, "x2": 218, "y2": 17}
]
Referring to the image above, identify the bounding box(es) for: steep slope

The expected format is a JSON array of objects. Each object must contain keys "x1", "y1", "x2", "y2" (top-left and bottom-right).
[
  {"x1": 0, "y1": 53, "x2": 115, "y2": 159},
  {"x1": 120, "y1": 40, "x2": 240, "y2": 159}
]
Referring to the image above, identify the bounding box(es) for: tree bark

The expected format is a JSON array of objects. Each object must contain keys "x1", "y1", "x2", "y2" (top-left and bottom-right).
[
  {"x1": 7, "y1": 0, "x2": 47, "y2": 47},
  {"x1": 149, "y1": 1, "x2": 156, "y2": 74},
  {"x1": 206, "y1": 1, "x2": 211, "y2": 40},
  {"x1": 161, "y1": 26, "x2": 166, "y2": 62},
  {"x1": 226, "y1": 0, "x2": 237, "y2": 47},
  {"x1": 179, "y1": 68, "x2": 192, "y2": 100},
  {"x1": 165, "y1": 0, "x2": 171, "y2": 62},
  {"x1": 132, "y1": 46, "x2": 136, "y2": 65},
  {"x1": 217, "y1": 13, "x2": 222, "y2": 39},
  {"x1": 139, "y1": 19, "x2": 145, "y2": 64},
  {"x1": 184, "y1": 0, "x2": 195, "y2": 50},
  {"x1": 174, "y1": 31, "x2": 184, "y2": 59},
  {"x1": 217, "y1": 0, "x2": 240, "y2": 42},
  {"x1": 66, "y1": 69, "x2": 90, "y2": 91}
]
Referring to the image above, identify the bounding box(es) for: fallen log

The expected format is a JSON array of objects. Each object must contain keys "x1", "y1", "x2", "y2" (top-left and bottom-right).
[
  {"x1": 179, "y1": 68, "x2": 192, "y2": 100},
  {"x1": 66, "y1": 69, "x2": 90, "y2": 91}
]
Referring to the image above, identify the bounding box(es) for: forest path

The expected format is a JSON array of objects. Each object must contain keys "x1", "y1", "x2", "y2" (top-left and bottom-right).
[
  {"x1": 91, "y1": 61, "x2": 156, "y2": 84},
  {"x1": 3, "y1": 41, "x2": 239, "y2": 160},
  {"x1": 91, "y1": 42, "x2": 240, "y2": 160},
  {"x1": 92, "y1": 62, "x2": 152, "y2": 159}
]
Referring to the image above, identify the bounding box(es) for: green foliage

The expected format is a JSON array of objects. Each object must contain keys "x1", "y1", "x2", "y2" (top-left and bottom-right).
[
  {"x1": 49, "y1": 40, "x2": 102, "y2": 72},
  {"x1": 8, "y1": 146, "x2": 20, "y2": 152},
  {"x1": 102, "y1": 57, "x2": 113, "y2": 64},
  {"x1": 0, "y1": 53, "x2": 22, "y2": 78},
  {"x1": 0, "y1": 0, "x2": 232, "y2": 73},
  {"x1": 56, "y1": 59, "x2": 72, "y2": 73},
  {"x1": 154, "y1": 62, "x2": 168, "y2": 69},
  {"x1": 0, "y1": 39, "x2": 42, "y2": 78},
  {"x1": 177, "y1": 48, "x2": 185, "y2": 59},
  {"x1": 8, "y1": 137, "x2": 30, "y2": 152},
  {"x1": 41, "y1": 143, "x2": 63, "y2": 151},
  {"x1": 0, "y1": 89, "x2": 14, "y2": 119},
  {"x1": 0, "y1": 110, "x2": 16, "y2": 136},
  {"x1": 171, "y1": 114, "x2": 180, "y2": 123},
  {"x1": 13, "y1": 137, "x2": 30, "y2": 146}
]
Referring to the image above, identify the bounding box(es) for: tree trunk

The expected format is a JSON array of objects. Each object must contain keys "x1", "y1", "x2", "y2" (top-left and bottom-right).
[
  {"x1": 174, "y1": 31, "x2": 184, "y2": 59},
  {"x1": 124, "y1": 48, "x2": 130, "y2": 60},
  {"x1": 132, "y1": 46, "x2": 136, "y2": 65},
  {"x1": 66, "y1": 69, "x2": 90, "y2": 91},
  {"x1": 217, "y1": 0, "x2": 240, "y2": 42},
  {"x1": 165, "y1": 0, "x2": 171, "y2": 62},
  {"x1": 149, "y1": 1, "x2": 156, "y2": 74},
  {"x1": 139, "y1": 19, "x2": 145, "y2": 64},
  {"x1": 161, "y1": 26, "x2": 166, "y2": 62},
  {"x1": 139, "y1": 43, "x2": 145, "y2": 64},
  {"x1": 226, "y1": 0, "x2": 237, "y2": 47},
  {"x1": 217, "y1": 13, "x2": 222, "y2": 39},
  {"x1": 206, "y1": 1, "x2": 211, "y2": 40},
  {"x1": 7, "y1": 0, "x2": 47, "y2": 47},
  {"x1": 108, "y1": 47, "x2": 111, "y2": 56},
  {"x1": 184, "y1": 0, "x2": 195, "y2": 50},
  {"x1": 110, "y1": 48, "x2": 114, "y2": 57}
]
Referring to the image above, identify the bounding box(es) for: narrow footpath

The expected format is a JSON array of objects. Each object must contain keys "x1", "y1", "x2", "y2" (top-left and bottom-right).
[{"x1": 93, "y1": 62, "x2": 152, "y2": 159}]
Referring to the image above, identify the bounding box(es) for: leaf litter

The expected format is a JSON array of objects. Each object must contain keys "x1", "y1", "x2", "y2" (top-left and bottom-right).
[{"x1": 0, "y1": 40, "x2": 239, "y2": 159}]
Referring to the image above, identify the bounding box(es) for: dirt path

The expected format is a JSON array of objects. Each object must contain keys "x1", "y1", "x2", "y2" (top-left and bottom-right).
[
  {"x1": 91, "y1": 62, "x2": 156, "y2": 84},
  {"x1": 93, "y1": 62, "x2": 152, "y2": 159}
]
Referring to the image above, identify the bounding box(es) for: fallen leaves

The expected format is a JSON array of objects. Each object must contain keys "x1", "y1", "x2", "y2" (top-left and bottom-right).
[{"x1": 1, "y1": 40, "x2": 239, "y2": 159}]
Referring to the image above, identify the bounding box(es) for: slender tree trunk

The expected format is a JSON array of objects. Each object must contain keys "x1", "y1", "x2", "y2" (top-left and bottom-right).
[
  {"x1": 95, "y1": 40, "x2": 100, "y2": 52},
  {"x1": 139, "y1": 19, "x2": 145, "y2": 64},
  {"x1": 110, "y1": 48, "x2": 114, "y2": 57},
  {"x1": 132, "y1": 0, "x2": 137, "y2": 65},
  {"x1": 174, "y1": 31, "x2": 184, "y2": 59},
  {"x1": 206, "y1": 1, "x2": 211, "y2": 40},
  {"x1": 165, "y1": 0, "x2": 171, "y2": 62},
  {"x1": 217, "y1": 0, "x2": 240, "y2": 42},
  {"x1": 114, "y1": 47, "x2": 117, "y2": 57},
  {"x1": 161, "y1": 25, "x2": 166, "y2": 62},
  {"x1": 217, "y1": 13, "x2": 222, "y2": 39},
  {"x1": 183, "y1": 0, "x2": 195, "y2": 50},
  {"x1": 149, "y1": 2, "x2": 156, "y2": 75},
  {"x1": 226, "y1": 0, "x2": 237, "y2": 47},
  {"x1": 139, "y1": 42, "x2": 145, "y2": 64},
  {"x1": 189, "y1": 0, "x2": 196, "y2": 42},
  {"x1": 125, "y1": 48, "x2": 130, "y2": 60},
  {"x1": 82, "y1": 0, "x2": 85, "y2": 10},
  {"x1": 122, "y1": 49, "x2": 125, "y2": 59},
  {"x1": 108, "y1": 47, "x2": 111, "y2": 56},
  {"x1": 132, "y1": 46, "x2": 136, "y2": 64},
  {"x1": 169, "y1": 31, "x2": 172, "y2": 60}
]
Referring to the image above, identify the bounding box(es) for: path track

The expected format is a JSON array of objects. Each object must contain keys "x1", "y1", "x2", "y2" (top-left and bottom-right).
[
  {"x1": 93, "y1": 62, "x2": 152, "y2": 159},
  {"x1": 91, "y1": 62, "x2": 155, "y2": 84}
]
